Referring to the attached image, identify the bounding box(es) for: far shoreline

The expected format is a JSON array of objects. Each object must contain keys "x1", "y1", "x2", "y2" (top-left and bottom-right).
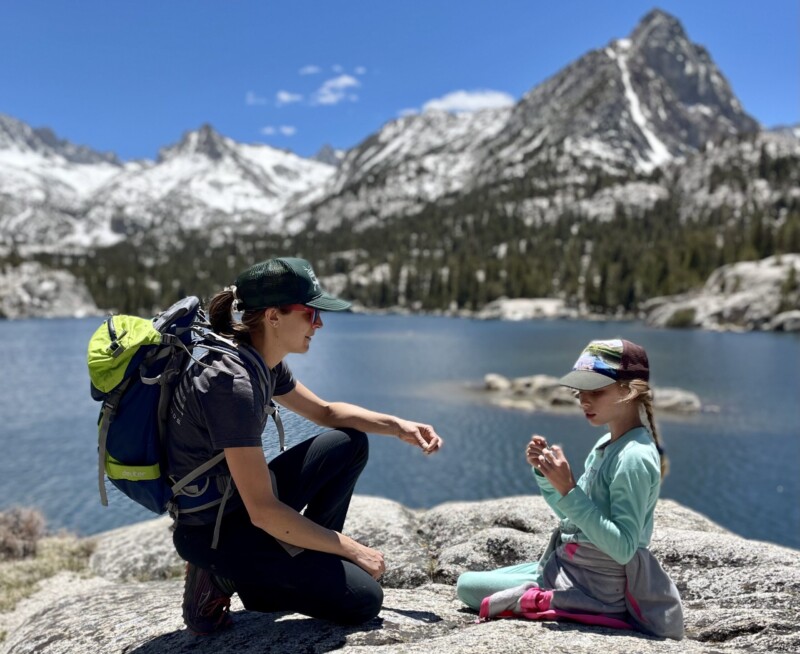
[{"x1": 3, "y1": 304, "x2": 800, "y2": 336}]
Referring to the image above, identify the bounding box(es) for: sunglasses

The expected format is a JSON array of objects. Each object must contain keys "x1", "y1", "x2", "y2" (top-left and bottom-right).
[{"x1": 284, "y1": 304, "x2": 322, "y2": 324}]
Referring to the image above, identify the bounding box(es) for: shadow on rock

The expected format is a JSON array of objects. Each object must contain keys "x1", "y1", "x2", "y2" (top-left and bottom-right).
[
  {"x1": 380, "y1": 607, "x2": 442, "y2": 623},
  {"x1": 127, "y1": 611, "x2": 384, "y2": 654}
]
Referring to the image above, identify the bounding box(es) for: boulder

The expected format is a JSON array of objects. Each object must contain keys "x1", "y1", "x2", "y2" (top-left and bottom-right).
[
  {"x1": 769, "y1": 310, "x2": 800, "y2": 332},
  {"x1": 653, "y1": 387, "x2": 702, "y2": 413},
  {"x1": 1, "y1": 496, "x2": 798, "y2": 654},
  {"x1": 483, "y1": 373, "x2": 511, "y2": 391},
  {"x1": 0, "y1": 262, "x2": 98, "y2": 319},
  {"x1": 642, "y1": 254, "x2": 800, "y2": 332},
  {"x1": 89, "y1": 516, "x2": 181, "y2": 582}
]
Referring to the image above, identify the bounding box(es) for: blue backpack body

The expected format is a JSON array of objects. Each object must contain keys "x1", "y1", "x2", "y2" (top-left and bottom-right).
[{"x1": 87, "y1": 296, "x2": 283, "y2": 546}]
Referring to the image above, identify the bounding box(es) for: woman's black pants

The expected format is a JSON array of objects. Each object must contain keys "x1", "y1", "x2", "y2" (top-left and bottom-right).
[{"x1": 173, "y1": 428, "x2": 383, "y2": 625}]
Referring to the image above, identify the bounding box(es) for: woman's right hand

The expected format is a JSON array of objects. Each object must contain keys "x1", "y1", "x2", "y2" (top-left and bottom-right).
[
  {"x1": 347, "y1": 538, "x2": 386, "y2": 580},
  {"x1": 526, "y1": 434, "x2": 549, "y2": 467}
]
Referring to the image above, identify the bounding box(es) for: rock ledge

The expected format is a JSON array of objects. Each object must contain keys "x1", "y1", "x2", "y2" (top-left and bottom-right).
[{"x1": 1, "y1": 495, "x2": 797, "y2": 654}]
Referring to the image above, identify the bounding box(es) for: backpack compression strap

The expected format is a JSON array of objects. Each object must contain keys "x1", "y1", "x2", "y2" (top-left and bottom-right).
[{"x1": 97, "y1": 380, "x2": 132, "y2": 507}]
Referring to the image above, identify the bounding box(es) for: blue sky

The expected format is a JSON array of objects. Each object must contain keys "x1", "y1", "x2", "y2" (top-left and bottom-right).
[{"x1": 1, "y1": 1, "x2": 797, "y2": 161}]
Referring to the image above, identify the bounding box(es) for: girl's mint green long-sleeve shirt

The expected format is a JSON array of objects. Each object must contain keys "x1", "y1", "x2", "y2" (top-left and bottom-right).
[{"x1": 534, "y1": 426, "x2": 661, "y2": 565}]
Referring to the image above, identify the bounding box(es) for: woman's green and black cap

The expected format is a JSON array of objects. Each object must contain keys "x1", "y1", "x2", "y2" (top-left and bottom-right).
[{"x1": 233, "y1": 257, "x2": 351, "y2": 312}]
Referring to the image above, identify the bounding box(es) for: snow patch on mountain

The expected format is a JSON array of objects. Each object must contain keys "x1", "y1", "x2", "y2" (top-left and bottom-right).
[{"x1": 609, "y1": 40, "x2": 672, "y2": 171}]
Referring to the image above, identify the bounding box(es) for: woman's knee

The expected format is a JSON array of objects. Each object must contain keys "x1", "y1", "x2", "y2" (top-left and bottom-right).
[
  {"x1": 342, "y1": 427, "x2": 368, "y2": 456},
  {"x1": 324, "y1": 428, "x2": 369, "y2": 469},
  {"x1": 340, "y1": 581, "x2": 383, "y2": 624}
]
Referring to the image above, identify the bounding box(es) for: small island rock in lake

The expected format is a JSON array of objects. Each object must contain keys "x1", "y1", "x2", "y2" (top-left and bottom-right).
[
  {"x1": 1, "y1": 496, "x2": 797, "y2": 653},
  {"x1": 475, "y1": 298, "x2": 579, "y2": 321},
  {"x1": 482, "y1": 373, "x2": 702, "y2": 414}
]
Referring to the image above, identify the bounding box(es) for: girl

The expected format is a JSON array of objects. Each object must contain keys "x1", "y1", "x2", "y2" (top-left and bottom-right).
[
  {"x1": 456, "y1": 338, "x2": 683, "y2": 639},
  {"x1": 167, "y1": 257, "x2": 443, "y2": 634}
]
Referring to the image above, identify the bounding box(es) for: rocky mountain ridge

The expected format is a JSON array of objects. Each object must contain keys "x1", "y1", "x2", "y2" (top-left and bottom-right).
[
  {"x1": 0, "y1": 116, "x2": 335, "y2": 251},
  {"x1": 1, "y1": 9, "x2": 797, "y2": 321},
  {"x1": 287, "y1": 9, "x2": 760, "y2": 233},
  {"x1": 0, "y1": 10, "x2": 763, "y2": 250}
]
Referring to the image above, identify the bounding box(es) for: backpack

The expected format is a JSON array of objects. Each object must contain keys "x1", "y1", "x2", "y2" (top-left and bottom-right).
[{"x1": 87, "y1": 296, "x2": 284, "y2": 548}]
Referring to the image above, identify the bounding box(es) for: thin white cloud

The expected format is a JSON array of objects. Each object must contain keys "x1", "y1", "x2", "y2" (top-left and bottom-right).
[
  {"x1": 260, "y1": 125, "x2": 297, "y2": 137},
  {"x1": 246, "y1": 91, "x2": 268, "y2": 106},
  {"x1": 423, "y1": 89, "x2": 515, "y2": 113},
  {"x1": 299, "y1": 65, "x2": 321, "y2": 75},
  {"x1": 354, "y1": 66, "x2": 367, "y2": 75},
  {"x1": 313, "y1": 75, "x2": 360, "y2": 106},
  {"x1": 398, "y1": 108, "x2": 418, "y2": 117},
  {"x1": 276, "y1": 90, "x2": 303, "y2": 106},
  {"x1": 332, "y1": 64, "x2": 344, "y2": 73}
]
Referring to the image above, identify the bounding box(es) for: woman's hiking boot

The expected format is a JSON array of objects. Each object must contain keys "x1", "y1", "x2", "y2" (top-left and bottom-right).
[{"x1": 182, "y1": 562, "x2": 234, "y2": 635}]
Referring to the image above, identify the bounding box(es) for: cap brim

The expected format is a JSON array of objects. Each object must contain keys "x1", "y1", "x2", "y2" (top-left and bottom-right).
[
  {"x1": 558, "y1": 370, "x2": 617, "y2": 390},
  {"x1": 306, "y1": 292, "x2": 352, "y2": 312}
]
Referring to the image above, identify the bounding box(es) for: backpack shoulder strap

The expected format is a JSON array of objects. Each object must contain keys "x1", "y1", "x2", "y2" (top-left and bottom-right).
[{"x1": 198, "y1": 333, "x2": 284, "y2": 451}]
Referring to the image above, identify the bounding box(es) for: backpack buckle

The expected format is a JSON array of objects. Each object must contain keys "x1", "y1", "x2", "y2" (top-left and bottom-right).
[{"x1": 107, "y1": 329, "x2": 129, "y2": 358}]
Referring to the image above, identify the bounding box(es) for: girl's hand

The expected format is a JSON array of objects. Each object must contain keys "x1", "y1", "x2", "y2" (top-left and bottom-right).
[
  {"x1": 535, "y1": 444, "x2": 577, "y2": 496},
  {"x1": 396, "y1": 420, "x2": 443, "y2": 455},
  {"x1": 526, "y1": 434, "x2": 549, "y2": 466}
]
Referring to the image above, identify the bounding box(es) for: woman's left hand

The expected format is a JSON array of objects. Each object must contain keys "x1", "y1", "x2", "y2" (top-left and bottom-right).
[
  {"x1": 535, "y1": 445, "x2": 576, "y2": 496},
  {"x1": 396, "y1": 420, "x2": 443, "y2": 455}
]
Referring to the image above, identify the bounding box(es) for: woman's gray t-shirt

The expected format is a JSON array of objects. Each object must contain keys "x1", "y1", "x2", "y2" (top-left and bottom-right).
[{"x1": 165, "y1": 343, "x2": 295, "y2": 524}]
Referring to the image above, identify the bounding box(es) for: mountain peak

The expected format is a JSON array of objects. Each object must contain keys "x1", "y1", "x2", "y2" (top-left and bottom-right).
[
  {"x1": 0, "y1": 113, "x2": 120, "y2": 165},
  {"x1": 631, "y1": 9, "x2": 687, "y2": 42},
  {"x1": 629, "y1": 9, "x2": 692, "y2": 54},
  {"x1": 158, "y1": 124, "x2": 230, "y2": 162},
  {"x1": 623, "y1": 8, "x2": 759, "y2": 138},
  {"x1": 312, "y1": 144, "x2": 345, "y2": 167}
]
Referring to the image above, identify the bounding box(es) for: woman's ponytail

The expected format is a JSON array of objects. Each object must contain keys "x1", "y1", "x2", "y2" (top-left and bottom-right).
[{"x1": 207, "y1": 288, "x2": 263, "y2": 346}]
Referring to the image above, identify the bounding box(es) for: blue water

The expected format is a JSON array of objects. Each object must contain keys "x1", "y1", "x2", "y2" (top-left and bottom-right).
[{"x1": 0, "y1": 314, "x2": 797, "y2": 549}]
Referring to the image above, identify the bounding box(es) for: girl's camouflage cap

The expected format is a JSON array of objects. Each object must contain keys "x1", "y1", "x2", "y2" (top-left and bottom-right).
[
  {"x1": 558, "y1": 338, "x2": 649, "y2": 390},
  {"x1": 234, "y1": 257, "x2": 351, "y2": 312}
]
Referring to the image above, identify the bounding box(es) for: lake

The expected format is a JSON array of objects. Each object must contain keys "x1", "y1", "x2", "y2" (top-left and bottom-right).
[{"x1": 0, "y1": 314, "x2": 797, "y2": 550}]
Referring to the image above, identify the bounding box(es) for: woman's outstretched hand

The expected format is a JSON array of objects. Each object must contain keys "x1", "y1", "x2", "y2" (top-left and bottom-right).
[
  {"x1": 527, "y1": 436, "x2": 576, "y2": 496},
  {"x1": 396, "y1": 420, "x2": 443, "y2": 455}
]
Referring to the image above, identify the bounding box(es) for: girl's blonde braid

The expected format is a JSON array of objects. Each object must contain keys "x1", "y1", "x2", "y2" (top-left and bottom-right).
[{"x1": 623, "y1": 380, "x2": 670, "y2": 479}]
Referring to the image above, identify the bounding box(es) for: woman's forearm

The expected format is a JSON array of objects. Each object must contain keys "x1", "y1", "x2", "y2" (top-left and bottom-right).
[
  {"x1": 317, "y1": 401, "x2": 400, "y2": 436},
  {"x1": 249, "y1": 497, "x2": 358, "y2": 556}
]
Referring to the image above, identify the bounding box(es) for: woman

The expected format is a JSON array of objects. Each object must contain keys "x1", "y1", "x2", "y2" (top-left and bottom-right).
[
  {"x1": 456, "y1": 339, "x2": 683, "y2": 639},
  {"x1": 166, "y1": 256, "x2": 443, "y2": 634}
]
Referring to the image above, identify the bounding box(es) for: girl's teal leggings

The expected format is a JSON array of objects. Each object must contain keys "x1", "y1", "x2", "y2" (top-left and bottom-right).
[{"x1": 456, "y1": 561, "x2": 542, "y2": 610}]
